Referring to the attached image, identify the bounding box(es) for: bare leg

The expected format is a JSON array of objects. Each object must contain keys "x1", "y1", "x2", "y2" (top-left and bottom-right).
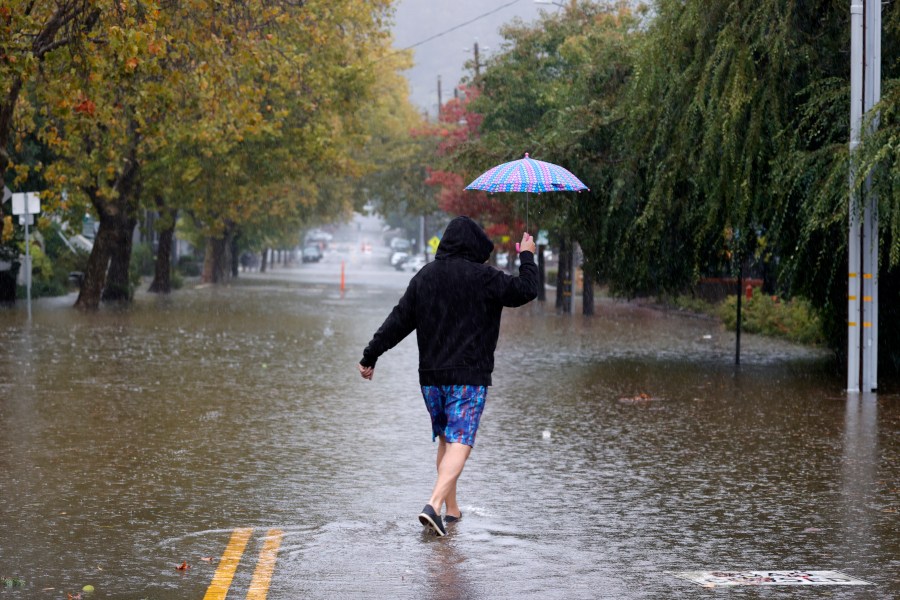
[
  {"x1": 435, "y1": 436, "x2": 461, "y2": 518},
  {"x1": 429, "y1": 441, "x2": 471, "y2": 518}
]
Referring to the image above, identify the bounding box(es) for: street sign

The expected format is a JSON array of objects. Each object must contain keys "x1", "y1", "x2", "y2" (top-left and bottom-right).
[
  {"x1": 11, "y1": 191, "x2": 40, "y2": 322},
  {"x1": 11, "y1": 191, "x2": 40, "y2": 215},
  {"x1": 428, "y1": 236, "x2": 440, "y2": 254}
]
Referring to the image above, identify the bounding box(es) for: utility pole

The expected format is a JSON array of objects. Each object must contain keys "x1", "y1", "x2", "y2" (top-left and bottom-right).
[
  {"x1": 437, "y1": 75, "x2": 442, "y2": 119},
  {"x1": 848, "y1": 0, "x2": 880, "y2": 392},
  {"x1": 473, "y1": 41, "x2": 480, "y2": 78}
]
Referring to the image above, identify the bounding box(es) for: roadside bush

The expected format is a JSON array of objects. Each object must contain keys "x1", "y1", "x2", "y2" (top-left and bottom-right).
[
  {"x1": 170, "y1": 269, "x2": 184, "y2": 290},
  {"x1": 131, "y1": 242, "x2": 155, "y2": 278},
  {"x1": 177, "y1": 255, "x2": 201, "y2": 277},
  {"x1": 17, "y1": 227, "x2": 89, "y2": 298},
  {"x1": 669, "y1": 294, "x2": 717, "y2": 316},
  {"x1": 719, "y1": 294, "x2": 825, "y2": 346}
]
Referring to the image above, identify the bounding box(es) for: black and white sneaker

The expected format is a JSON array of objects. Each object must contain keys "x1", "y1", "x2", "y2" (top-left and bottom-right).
[{"x1": 418, "y1": 504, "x2": 446, "y2": 536}]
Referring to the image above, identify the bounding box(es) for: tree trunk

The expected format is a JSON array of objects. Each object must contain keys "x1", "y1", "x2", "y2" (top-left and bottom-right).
[
  {"x1": 582, "y1": 266, "x2": 594, "y2": 316},
  {"x1": 260, "y1": 248, "x2": 269, "y2": 273},
  {"x1": 556, "y1": 239, "x2": 567, "y2": 311},
  {"x1": 202, "y1": 237, "x2": 227, "y2": 283},
  {"x1": 230, "y1": 232, "x2": 240, "y2": 279},
  {"x1": 537, "y1": 244, "x2": 546, "y2": 302},
  {"x1": 101, "y1": 216, "x2": 137, "y2": 303},
  {"x1": 148, "y1": 204, "x2": 176, "y2": 294},
  {"x1": 74, "y1": 117, "x2": 141, "y2": 309},
  {"x1": 75, "y1": 217, "x2": 115, "y2": 309}
]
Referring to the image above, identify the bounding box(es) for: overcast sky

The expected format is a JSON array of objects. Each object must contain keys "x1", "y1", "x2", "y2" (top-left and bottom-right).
[{"x1": 391, "y1": 0, "x2": 552, "y2": 117}]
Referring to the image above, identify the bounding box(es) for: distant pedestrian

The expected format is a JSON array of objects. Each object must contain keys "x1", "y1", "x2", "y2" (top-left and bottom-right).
[{"x1": 357, "y1": 216, "x2": 538, "y2": 536}]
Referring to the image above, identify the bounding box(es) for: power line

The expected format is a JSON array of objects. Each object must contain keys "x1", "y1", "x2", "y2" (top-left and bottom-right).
[{"x1": 384, "y1": 0, "x2": 522, "y2": 59}]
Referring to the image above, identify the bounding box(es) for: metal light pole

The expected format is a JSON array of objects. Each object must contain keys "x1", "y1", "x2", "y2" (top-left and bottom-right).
[{"x1": 848, "y1": 0, "x2": 880, "y2": 392}]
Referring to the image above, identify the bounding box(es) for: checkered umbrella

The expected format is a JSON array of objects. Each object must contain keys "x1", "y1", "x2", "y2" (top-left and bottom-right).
[
  {"x1": 464, "y1": 153, "x2": 588, "y2": 231},
  {"x1": 465, "y1": 153, "x2": 588, "y2": 194}
]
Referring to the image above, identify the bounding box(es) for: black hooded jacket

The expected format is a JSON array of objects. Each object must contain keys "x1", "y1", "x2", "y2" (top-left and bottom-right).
[{"x1": 360, "y1": 216, "x2": 538, "y2": 385}]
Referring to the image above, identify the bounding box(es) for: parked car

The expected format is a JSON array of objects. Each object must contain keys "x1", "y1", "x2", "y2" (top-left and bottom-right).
[
  {"x1": 305, "y1": 229, "x2": 333, "y2": 248},
  {"x1": 390, "y1": 251, "x2": 409, "y2": 268},
  {"x1": 402, "y1": 255, "x2": 427, "y2": 273},
  {"x1": 382, "y1": 227, "x2": 406, "y2": 246},
  {"x1": 390, "y1": 237, "x2": 412, "y2": 252},
  {"x1": 302, "y1": 244, "x2": 323, "y2": 263}
]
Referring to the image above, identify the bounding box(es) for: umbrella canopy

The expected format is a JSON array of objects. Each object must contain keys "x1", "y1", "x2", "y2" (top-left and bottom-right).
[{"x1": 465, "y1": 153, "x2": 588, "y2": 194}]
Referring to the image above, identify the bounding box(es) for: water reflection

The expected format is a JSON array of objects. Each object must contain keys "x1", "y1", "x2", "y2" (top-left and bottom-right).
[
  {"x1": 840, "y1": 393, "x2": 881, "y2": 570},
  {"x1": 424, "y1": 538, "x2": 477, "y2": 600}
]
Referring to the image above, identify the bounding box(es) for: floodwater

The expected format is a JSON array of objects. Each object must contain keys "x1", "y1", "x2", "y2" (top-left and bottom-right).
[{"x1": 1, "y1": 226, "x2": 898, "y2": 599}]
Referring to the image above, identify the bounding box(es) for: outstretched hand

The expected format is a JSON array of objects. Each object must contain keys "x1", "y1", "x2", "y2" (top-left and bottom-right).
[
  {"x1": 358, "y1": 363, "x2": 374, "y2": 380},
  {"x1": 519, "y1": 232, "x2": 536, "y2": 254}
]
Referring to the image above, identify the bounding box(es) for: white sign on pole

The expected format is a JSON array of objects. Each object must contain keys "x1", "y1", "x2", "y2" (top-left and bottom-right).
[
  {"x1": 11, "y1": 191, "x2": 40, "y2": 215},
  {"x1": 11, "y1": 191, "x2": 40, "y2": 322}
]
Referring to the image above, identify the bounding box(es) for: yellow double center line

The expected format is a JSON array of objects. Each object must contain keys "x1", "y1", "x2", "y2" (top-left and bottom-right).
[{"x1": 203, "y1": 528, "x2": 284, "y2": 600}]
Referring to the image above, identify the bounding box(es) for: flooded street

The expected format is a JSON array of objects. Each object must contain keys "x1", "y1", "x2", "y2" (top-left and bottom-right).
[{"x1": 1, "y1": 223, "x2": 898, "y2": 599}]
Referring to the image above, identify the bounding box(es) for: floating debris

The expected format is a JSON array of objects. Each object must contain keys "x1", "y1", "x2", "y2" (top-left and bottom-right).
[{"x1": 618, "y1": 393, "x2": 659, "y2": 405}]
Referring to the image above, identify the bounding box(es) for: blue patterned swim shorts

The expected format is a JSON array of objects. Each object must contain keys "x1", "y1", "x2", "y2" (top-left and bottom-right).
[{"x1": 420, "y1": 385, "x2": 488, "y2": 447}]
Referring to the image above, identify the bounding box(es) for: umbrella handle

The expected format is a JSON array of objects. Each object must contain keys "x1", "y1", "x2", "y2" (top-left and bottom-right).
[{"x1": 516, "y1": 243, "x2": 520, "y2": 253}]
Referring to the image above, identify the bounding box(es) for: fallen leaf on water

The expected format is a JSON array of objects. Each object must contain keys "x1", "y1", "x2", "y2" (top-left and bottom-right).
[
  {"x1": 176, "y1": 561, "x2": 190, "y2": 571},
  {"x1": 67, "y1": 593, "x2": 82, "y2": 600}
]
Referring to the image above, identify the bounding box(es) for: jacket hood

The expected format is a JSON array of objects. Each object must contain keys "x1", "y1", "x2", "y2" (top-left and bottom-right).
[{"x1": 435, "y1": 216, "x2": 494, "y2": 263}]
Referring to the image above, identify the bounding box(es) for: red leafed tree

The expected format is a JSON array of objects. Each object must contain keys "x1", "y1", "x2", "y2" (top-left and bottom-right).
[{"x1": 418, "y1": 86, "x2": 521, "y2": 252}]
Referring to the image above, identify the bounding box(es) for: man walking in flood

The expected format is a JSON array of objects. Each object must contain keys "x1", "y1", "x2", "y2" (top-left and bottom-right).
[{"x1": 358, "y1": 216, "x2": 538, "y2": 536}]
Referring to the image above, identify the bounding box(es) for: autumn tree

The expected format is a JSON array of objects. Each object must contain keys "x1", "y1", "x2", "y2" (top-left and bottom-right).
[
  {"x1": 0, "y1": 0, "x2": 100, "y2": 303},
  {"x1": 171, "y1": 0, "x2": 396, "y2": 283},
  {"x1": 19, "y1": 1, "x2": 399, "y2": 305},
  {"x1": 456, "y1": 2, "x2": 639, "y2": 274},
  {"x1": 33, "y1": 1, "x2": 173, "y2": 308},
  {"x1": 351, "y1": 49, "x2": 434, "y2": 230}
]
